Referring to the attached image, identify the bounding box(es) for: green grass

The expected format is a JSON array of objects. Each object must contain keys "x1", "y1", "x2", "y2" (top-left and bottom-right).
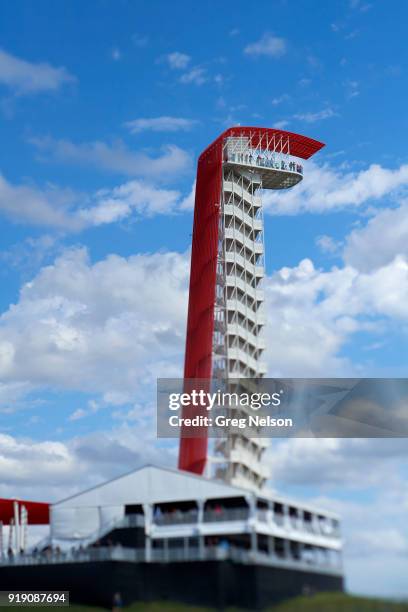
[
  {"x1": 270, "y1": 592, "x2": 408, "y2": 611},
  {"x1": 3, "y1": 594, "x2": 408, "y2": 611}
]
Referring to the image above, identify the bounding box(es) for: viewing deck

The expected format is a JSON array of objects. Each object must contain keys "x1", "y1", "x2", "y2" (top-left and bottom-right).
[{"x1": 223, "y1": 146, "x2": 304, "y2": 190}]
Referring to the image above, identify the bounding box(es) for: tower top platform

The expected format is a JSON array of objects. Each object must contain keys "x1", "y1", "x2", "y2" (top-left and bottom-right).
[{"x1": 199, "y1": 126, "x2": 325, "y2": 163}]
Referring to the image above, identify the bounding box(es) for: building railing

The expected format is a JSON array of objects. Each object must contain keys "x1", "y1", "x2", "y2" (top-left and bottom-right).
[
  {"x1": 203, "y1": 507, "x2": 249, "y2": 522},
  {"x1": 153, "y1": 510, "x2": 198, "y2": 526},
  {"x1": 0, "y1": 544, "x2": 342, "y2": 576},
  {"x1": 149, "y1": 508, "x2": 340, "y2": 538},
  {"x1": 226, "y1": 152, "x2": 303, "y2": 175}
]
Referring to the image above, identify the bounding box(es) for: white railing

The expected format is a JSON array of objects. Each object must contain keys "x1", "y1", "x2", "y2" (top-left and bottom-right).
[
  {"x1": 203, "y1": 507, "x2": 249, "y2": 522},
  {"x1": 0, "y1": 545, "x2": 342, "y2": 576},
  {"x1": 223, "y1": 204, "x2": 263, "y2": 233},
  {"x1": 153, "y1": 510, "x2": 198, "y2": 526},
  {"x1": 226, "y1": 152, "x2": 303, "y2": 175},
  {"x1": 223, "y1": 181, "x2": 262, "y2": 208}
]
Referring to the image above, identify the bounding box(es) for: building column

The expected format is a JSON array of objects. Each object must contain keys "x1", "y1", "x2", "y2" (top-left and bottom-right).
[
  {"x1": 197, "y1": 499, "x2": 205, "y2": 560},
  {"x1": 301, "y1": 509, "x2": 306, "y2": 532},
  {"x1": 267, "y1": 501, "x2": 274, "y2": 524},
  {"x1": 267, "y1": 535, "x2": 274, "y2": 556},
  {"x1": 246, "y1": 494, "x2": 257, "y2": 555},
  {"x1": 143, "y1": 503, "x2": 152, "y2": 562},
  {"x1": 283, "y1": 504, "x2": 290, "y2": 530},
  {"x1": 283, "y1": 538, "x2": 291, "y2": 560},
  {"x1": 250, "y1": 531, "x2": 257, "y2": 554}
]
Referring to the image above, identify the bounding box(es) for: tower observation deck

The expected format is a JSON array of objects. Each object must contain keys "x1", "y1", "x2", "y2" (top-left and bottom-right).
[{"x1": 179, "y1": 127, "x2": 324, "y2": 491}]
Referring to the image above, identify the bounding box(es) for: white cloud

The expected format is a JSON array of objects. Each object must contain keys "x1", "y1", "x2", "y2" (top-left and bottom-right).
[
  {"x1": 267, "y1": 438, "x2": 408, "y2": 489},
  {"x1": 263, "y1": 160, "x2": 408, "y2": 215},
  {"x1": 178, "y1": 181, "x2": 196, "y2": 211},
  {"x1": 79, "y1": 180, "x2": 181, "y2": 225},
  {"x1": 344, "y1": 203, "x2": 408, "y2": 272},
  {"x1": 271, "y1": 94, "x2": 290, "y2": 105},
  {"x1": 2, "y1": 241, "x2": 408, "y2": 409},
  {"x1": 244, "y1": 34, "x2": 287, "y2": 58},
  {"x1": 1, "y1": 234, "x2": 60, "y2": 273},
  {"x1": 273, "y1": 120, "x2": 290, "y2": 129},
  {"x1": 316, "y1": 234, "x2": 342, "y2": 254},
  {"x1": 163, "y1": 52, "x2": 191, "y2": 70},
  {"x1": 0, "y1": 170, "x2": 194, "y2": 230},
  {"x1": 263, "y1": 255, "x2": 408, "y2": 377},
  {"x1": 0, "y1": 173, "x2": 81, "y2": 230},
  {"x1": 125, "y1": 116, "x2": 198, "y2": 134},
  {"x1": 29, "y1": 136, "x2": 191, "y2": 180},
  {"x1": 294, "y1": 107, "x2": 338, "y2": 123},
  {"x1": 0, "y1": 424, "x2": 175, "y2": 498},
  {"x1": 0, "y1": 48, "x2": 75, "y2": 95},
  {"x1": 179, "y1": 67, "x2": 207, "y2": 85},
  {"x1": 68, "y1": 408, "x2": 87, "y2": 421},
  {"x1": 0, "y1": 247, "x2": 189, "y2": 397}
]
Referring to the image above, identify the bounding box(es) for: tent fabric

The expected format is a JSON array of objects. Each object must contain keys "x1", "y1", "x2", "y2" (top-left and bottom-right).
[
  {"x1": 53, "y1": 465, "x2": 248, "y2": 510},
  {"x1": 50, "y1": 506, "x2": 100, "y2": 540}
]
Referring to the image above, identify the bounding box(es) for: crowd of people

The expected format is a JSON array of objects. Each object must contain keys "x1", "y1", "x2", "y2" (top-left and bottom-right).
[{"x1": 227, "y1": 151, "x2": 303, "y2": 174}]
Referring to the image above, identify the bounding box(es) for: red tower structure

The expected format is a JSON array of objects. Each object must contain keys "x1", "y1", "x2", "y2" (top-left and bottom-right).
[{"x1": 178, "y1": 127, "x2": 324, "y2": 485}]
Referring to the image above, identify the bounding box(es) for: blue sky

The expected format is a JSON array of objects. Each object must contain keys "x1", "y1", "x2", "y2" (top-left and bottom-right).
[{"x1": 0, "y1": 0, "x2": 408, "y2": 599}]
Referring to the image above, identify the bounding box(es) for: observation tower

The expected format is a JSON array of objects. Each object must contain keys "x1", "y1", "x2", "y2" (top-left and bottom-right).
[{"x1": 179, "y1": 127, "x2": 324, "y2": 491}]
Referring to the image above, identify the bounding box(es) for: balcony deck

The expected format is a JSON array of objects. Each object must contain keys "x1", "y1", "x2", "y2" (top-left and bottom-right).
[{"x1": 224, "y1": 156, "x2": 303, "y2": 190}]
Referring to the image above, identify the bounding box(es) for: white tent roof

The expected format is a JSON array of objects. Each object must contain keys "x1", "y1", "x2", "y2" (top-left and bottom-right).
[{"x1": 53, "y1": 465, "x2": 250, "y2": 509}]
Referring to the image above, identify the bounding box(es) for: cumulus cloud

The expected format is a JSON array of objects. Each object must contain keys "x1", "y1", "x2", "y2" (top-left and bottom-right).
[
  {"x1": 79, "y1": 180, "x2": 182, "y2": 225},
  {"x1": 6, "y1": 135, "x2": 194, "y2": 229},
  {"x1": 0, "y1": 173, "x2": 81, "y2": 230},
  {"x1": 244, "y1": 33, "x2": 287, "y2": 58},
  {"x1": 0, "y1": 424, "x2": 175, "y2": 500},
  {"x1": 178, "y1": 181, "x2": 196, "y2": 211},
  {"x1": 0, "y1": 48, "x2": 75, "y2": 95},
  {"x1": 316, "y1": 234, "x2": 342, "y2": 254},
  {"x1": 0, "y1": 173, "x2": 192, "y2": 229},
  {"x1": 125, "y1": 116, "x2": 198, "y2": 134},
  {"x1": 29, "y1": 136, "x2": 191, "y2": 180},
  {"x1": 263, "y1": 160, "x2": 408, "y2": 215},
  {"x1": 263, "y1": 255, "x2": 408, "y2": 377},
  {"x1": 267, "y1": 438, "x2": 408, "y2": 489},
  {"x1": 344, "y1": 202, "x2": 408, "y2": 271},
  {"x1": 1, "y1": 243, "x2": 407, "y2": 409},
  {"x1": 0, "y1": 248, "x2": 189, "y2": 397}
]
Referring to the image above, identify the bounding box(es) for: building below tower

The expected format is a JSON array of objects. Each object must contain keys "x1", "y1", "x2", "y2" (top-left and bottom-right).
[{"x1": 0, "y1": 465, "x2": 343, "y2": 609}]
